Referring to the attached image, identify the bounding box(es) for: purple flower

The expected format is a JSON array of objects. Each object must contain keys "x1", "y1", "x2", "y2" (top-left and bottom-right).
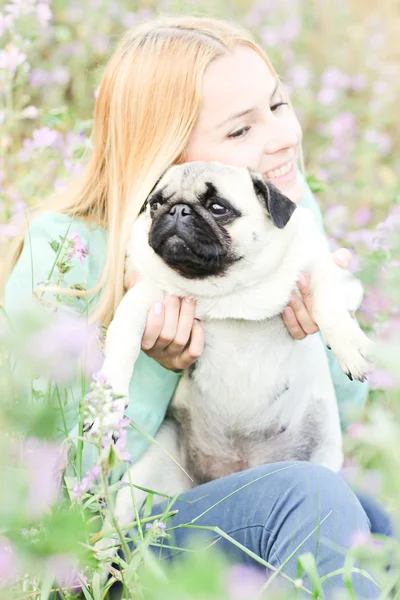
[
  {"x1": 27, "y1": 312, "x2": 97, "y2": 383},
  {"x1": 29, "y1": 67, "x2": 53, "y2": 87},
  {"x1": 51, "y1": 66, "x2": 70, "y2": 86},
  {"x1": 71, "y1": 464, "x2": 102, "y2": 503},
  {"x1": 19, "y1": 127, "x2": 62, "y2": 162},
  {"x1": 0, "y1": 12, "x2": 13, "y2": 35},
  {"x1": 351, "y1": 530, "x2": 382, "y2": 551},
  {"x1": 353, "y1": 207, "x2": 372, "y2": 228},
  {"x1": 0, "y1": 45, "x2": 27, "y2": 74},
  {"x1": 47, "y1": 554, "x2": 86, "y2": 592},
  {"x1": 329, "y1": 112, "x2": 356, "y2": 138},
  {"x1": 369, "y1": 369, "x2": 396, "y2": 391},
  {"x1": 92, "y1": 371, "x2": 110, "y2": 386},
  {"x1": 36, "y1": 2, "x2": 52, "y2": 28},
  {"x1": 13, "y1": 438, "x2": 67, "y2": 519},
  {"x1": 287, "y1": 65, "x2": 310, "y2": 89},
  {"x1": 317, "y1": 87, "x2": 338, "y2": 106},
  {"x1": 0, "y1": 536, "x2": 18, "y2": 588},
  {"x1": 226, "y1": 564, "x2": 269, "y2": 599},
  {"x1": 22, "y1": 105, "x2": 38, "y2": 119},
  {"x1": 364, "y1": 130, "x2": 392, "y2": 155},
  {"x1": 66, "y1": 230, "x2": 89, "y2": 264},
  {"x1": 321, "y1": 67, "x2": 351, "y2": 89}
]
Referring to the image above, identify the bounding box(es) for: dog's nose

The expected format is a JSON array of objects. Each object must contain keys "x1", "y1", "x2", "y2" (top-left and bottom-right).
[{"x1": 168, "y1": 204, "x2": 192, "y2": 222}]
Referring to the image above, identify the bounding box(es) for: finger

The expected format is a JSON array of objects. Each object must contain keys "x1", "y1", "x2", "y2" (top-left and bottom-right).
[
  {"x1": 153, "y1": 294, "x2": 180, "y2": 350},
  {"x1": 175, "y1": 319, "x2": 205, "y2": 369},
  {"x1": 167, "y1": 296, "x2": 196, "y2": 354},
  {"x1": 282, "y1": 306, "x2": 307, "y2": 340},
  {"x1": 141, "y1": 301, "x2": 165, "y2": 351},
  {"x1": 288, "y1": 293, "x2": 319, "y2": 335},
  {"x1": 297, "y1": 273, "x2": 313, "y2": 315},
  {"x1": 333, "y1": 247, "x2": 352, "y2": 269}
]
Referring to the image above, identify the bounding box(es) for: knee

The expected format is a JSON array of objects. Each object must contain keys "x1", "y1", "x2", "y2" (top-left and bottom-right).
[{"x1": 273, "y1": 462, "x2": 370, "y2": 532}]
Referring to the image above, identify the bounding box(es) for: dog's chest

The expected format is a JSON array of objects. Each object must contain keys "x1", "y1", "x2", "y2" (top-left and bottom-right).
[
  {"x1": 188, "y1": 316, "x2": 295, "y2": 411},
  {"x1": 170, "y1": 315, "x2": 335, "y2": 483}
]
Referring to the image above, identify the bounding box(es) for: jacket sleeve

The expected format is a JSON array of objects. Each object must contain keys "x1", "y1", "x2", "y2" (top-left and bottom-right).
[
  {"x1": 3, "y1": 211, "x2": 181, "y2": 474},
  {"x1": 298, "y1": 172, "x2": 369, "y2": 427}
]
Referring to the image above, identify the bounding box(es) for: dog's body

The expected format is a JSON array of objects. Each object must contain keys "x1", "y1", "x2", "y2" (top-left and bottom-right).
[{"x1": 91, "y1": 162, "x2": 372, "y2": 532}]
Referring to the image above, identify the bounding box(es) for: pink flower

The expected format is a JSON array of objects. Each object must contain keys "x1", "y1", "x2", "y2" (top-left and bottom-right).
[
  {"x1": 67, "y1": 230, "x2": 89, "y2": 264},
  {"x1": 0, "y1": 45, "x2": 27, "y2": 74},
  {"x1": 347, "y1": 423, "x2": 364, "y2": 439}
]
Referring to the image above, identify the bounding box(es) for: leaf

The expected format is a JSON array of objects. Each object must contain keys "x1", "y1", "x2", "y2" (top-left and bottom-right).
[
  {"x1": 49, "y1": 240, "x2": 61, "y2": 253},
  {"x1": 297, "y1": 552, "x2": 325, "y2": 599},
  {"x1": 306, "y1": 173, "x2": 327, "y2": 194}
]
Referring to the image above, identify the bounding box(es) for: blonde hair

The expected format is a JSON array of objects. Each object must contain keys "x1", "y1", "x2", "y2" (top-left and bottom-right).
[{"x1": 1, "y1": 16, "x2": 288, "y2": 327}]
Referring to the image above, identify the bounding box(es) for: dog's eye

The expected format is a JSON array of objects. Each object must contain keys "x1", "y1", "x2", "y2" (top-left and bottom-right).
[
  {"x1": 152, "y1": 202, "x2": 160, "y2": 211},
  {"x1": 209, "y1": 203, "x2": 228, "y2": 216}
]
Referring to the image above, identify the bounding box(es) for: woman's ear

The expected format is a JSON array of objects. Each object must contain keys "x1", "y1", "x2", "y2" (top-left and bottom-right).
[{"x1": 249, "y1": 170, "x2": 297, "y2": 229}]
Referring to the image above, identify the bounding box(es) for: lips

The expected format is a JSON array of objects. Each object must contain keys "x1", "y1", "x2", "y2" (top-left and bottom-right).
[{"x1": 264, "y1": 160, "x2": 293, "y2": 180}]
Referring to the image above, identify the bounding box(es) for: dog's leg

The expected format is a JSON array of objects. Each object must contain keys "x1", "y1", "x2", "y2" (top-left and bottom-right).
[
  {"x1": 95, "y1": 419, "x2": 191, "y2": 563},
  {"x1": 84, "y1": 282, "x2": 161, "y2": 435},
  {"x1": 114, "y1": 419, "x2": 192, "y2": 527},
  {"x1": 310, "y1": 257, "x2": 373, "y2": 381}
]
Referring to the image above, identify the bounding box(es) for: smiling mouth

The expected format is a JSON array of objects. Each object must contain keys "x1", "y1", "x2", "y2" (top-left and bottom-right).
[{"x1": 264, "y1": 160, "x2": 294, "y2": 180}]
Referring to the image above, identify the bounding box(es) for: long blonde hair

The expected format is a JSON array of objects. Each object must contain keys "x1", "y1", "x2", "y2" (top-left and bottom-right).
[{"x1": 1, "y1": 16, "x2": 284, "y2": 327}]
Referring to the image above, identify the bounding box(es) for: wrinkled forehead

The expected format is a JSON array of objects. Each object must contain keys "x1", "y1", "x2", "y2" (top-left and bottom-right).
[{"x1": 156, "y1": 162, "x2": 252, "y2": 203}]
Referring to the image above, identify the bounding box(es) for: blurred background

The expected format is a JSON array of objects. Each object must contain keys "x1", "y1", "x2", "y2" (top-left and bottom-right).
[
  {"x1": 1, "y1": 0, "x2": 399, "y2": 397},
  {"x1": 0, "y1": 2, "x2": 400, "y2": 597}
]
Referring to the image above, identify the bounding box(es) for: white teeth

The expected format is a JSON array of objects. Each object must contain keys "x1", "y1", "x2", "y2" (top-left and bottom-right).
[{"x1": 265, "y1": 161, "x2": 293, "y2": 179}]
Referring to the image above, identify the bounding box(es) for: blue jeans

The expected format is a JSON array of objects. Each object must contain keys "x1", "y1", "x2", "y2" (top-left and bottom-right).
[{"x1": 148, "y1": 462, "x2": 392, "y2": 598}]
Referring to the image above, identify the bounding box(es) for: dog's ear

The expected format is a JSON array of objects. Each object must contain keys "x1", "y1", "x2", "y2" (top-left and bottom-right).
[{"x1": 249, "y1": 171, "x2": 297, "y2": 229}]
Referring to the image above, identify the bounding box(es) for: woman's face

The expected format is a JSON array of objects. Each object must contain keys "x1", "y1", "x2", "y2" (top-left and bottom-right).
[{"x1": 186, "y1": 45, "x2": 304, "y2": 204}]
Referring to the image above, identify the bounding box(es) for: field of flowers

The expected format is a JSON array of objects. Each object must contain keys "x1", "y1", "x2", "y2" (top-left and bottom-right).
[{"x1": 0, "y1": 0, "x2": 399, "y2": 598}]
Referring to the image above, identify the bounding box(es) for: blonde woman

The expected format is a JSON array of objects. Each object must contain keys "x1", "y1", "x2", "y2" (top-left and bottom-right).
[{"x1": 2, "y1": 17, "x2": 391, "y2": 596}]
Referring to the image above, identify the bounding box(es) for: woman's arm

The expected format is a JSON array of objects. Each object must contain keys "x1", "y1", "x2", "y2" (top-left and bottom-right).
[{"x1": 3, "y1": 211, "x2": 183, "y2": 473}]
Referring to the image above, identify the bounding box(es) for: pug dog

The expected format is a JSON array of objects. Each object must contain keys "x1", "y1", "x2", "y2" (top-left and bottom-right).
[{"x1": 92, "y1": 161, "x2": 373, "y2": 533}]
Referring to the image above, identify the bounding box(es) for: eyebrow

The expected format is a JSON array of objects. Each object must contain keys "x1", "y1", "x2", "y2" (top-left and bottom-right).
[{"x1": 217, "y1": 79, "x2": 280, "y2": 129}]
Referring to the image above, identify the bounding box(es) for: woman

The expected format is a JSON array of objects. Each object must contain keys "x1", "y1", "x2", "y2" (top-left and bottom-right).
[{"x1": 1, "y1": 16, "x2": 391, "y2": 597}]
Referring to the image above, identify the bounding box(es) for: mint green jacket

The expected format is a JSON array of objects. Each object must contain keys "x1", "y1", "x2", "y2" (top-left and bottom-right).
[{"x1": 4, "y1": 173, "x2": 368, "y2": 472}]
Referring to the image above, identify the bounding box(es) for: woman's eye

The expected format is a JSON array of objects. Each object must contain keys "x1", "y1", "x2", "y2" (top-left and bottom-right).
[
  {"x1": 210, "y1": 203, "x2": 228, "y2": 216},
  {"x1": 228, "y1": 126, "x2": 251, "y2": 140},
  {"x1": 271, "y1": 101, "x2": 289, "y2": 112}
]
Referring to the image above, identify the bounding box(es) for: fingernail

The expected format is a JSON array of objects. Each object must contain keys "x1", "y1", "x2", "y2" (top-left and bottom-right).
[
  {"x1": 288, "y1": 295, "x2": 296, "y2": 305},
  {"x1": 185, "y1": 296, "x2": 193, "y2": 303},
  {"x1": 298, "y1": 273, "x2": 307, "y2": 287},
  {"x1": 336, "y1": 248, "x2": 351, "y2": 266},
  {"x1": 283, "y1": 307, "x2": 292, "y2": 319},
  {"x1": 153, "y1": 302, "x2": 163, "y2": 315}
]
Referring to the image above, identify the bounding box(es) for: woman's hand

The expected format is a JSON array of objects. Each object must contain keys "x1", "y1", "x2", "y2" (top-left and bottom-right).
[
  {"x1": 127, "y1": 273, "x2": 205, "y2": 372},
  {"x1": 282, "y1": 248, "x2": 353, "y2": 341}
]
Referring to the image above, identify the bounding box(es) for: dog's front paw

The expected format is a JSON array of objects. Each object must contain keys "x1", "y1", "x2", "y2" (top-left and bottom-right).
[{"x1": 323, "y1": 321, "x2": 374, "y2": 382}]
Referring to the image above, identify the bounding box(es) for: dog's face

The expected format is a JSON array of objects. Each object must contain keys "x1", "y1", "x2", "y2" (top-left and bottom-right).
[{"x1": 143, "y1": 162, "x2": 297, "y2": 279}]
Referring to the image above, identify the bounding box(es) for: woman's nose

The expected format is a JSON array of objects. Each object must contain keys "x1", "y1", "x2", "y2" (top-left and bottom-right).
[{"x1": 262, "y1": 118, "x2": 301, "y2": 155}]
